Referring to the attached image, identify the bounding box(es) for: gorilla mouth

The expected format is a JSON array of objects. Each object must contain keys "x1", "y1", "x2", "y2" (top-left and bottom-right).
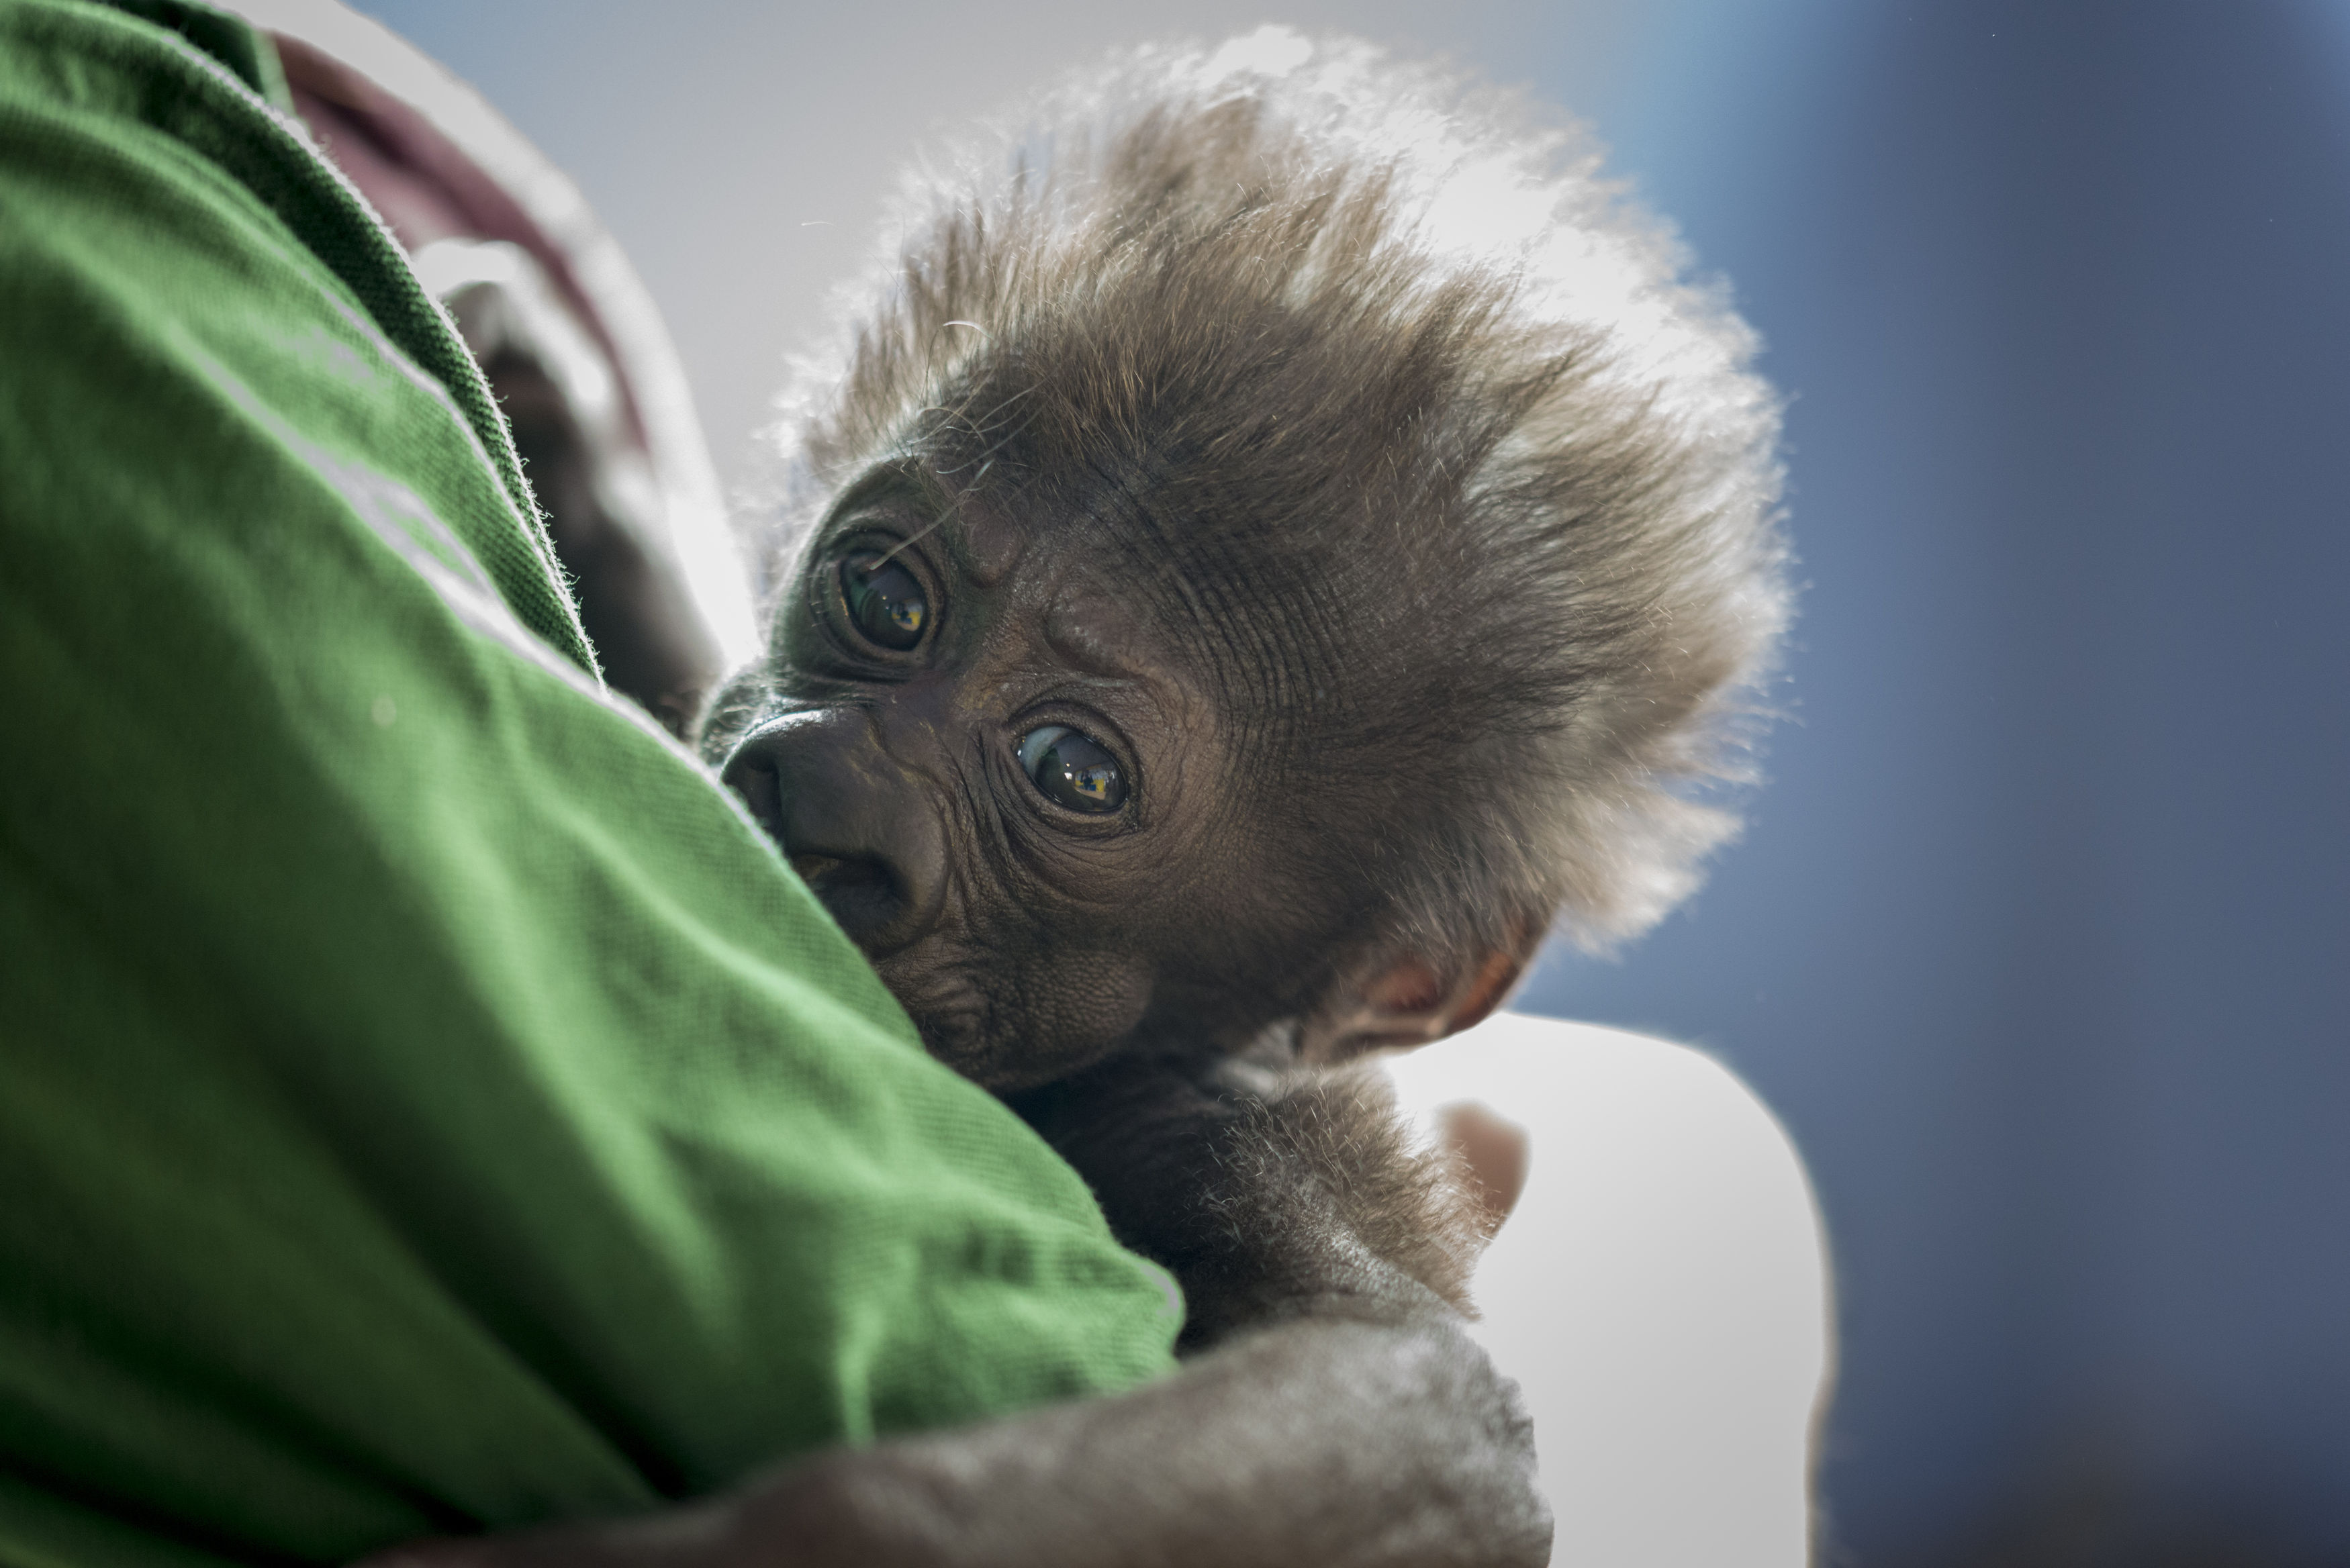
[{"x1": 788, "y1": 850, "x2": 907, "y2": 947}]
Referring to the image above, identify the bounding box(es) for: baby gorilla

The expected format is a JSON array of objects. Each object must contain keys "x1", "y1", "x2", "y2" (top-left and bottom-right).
[
  {"x1": 700, "y1": 30, "x2": 1785, "y2": 1353},
  {"x1": 691, "y1": 36, "x2": 1777, "y2": 1410},
  {"x1": 701, "y1": 32, "x2": 1785, "y2": 1356},
  {"x1": 583, "y1": 36, "x2": 1795, "y2": 1568}
]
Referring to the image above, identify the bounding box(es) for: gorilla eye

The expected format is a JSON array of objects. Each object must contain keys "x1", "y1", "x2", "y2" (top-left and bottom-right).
[
  {"x1": 839, "y1": 552, "x2": 928, "y2": 650},
  {"x1": 1017, "y1": 725, "x2": 1129, "y2": 814}
]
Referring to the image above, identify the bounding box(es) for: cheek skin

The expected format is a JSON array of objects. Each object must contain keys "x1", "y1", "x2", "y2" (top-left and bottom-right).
[
  {"x1": 984, "y1": 945, "x2": 1157, "y2": 1093},
  {"x1": 1013, "y1": 944, "x2": 1158, "y2": 1064}
]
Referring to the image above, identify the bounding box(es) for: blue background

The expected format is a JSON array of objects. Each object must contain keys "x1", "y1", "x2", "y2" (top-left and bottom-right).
[{"x1": 1519, "y1": 4, "x2": 2350, "y2": 1560}]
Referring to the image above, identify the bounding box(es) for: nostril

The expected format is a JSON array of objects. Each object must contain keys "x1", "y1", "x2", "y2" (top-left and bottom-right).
[
  {"x1": 718, "y1": 714, "x2": 946, "y2": 958},
  {"x1": 721, "y1": 748, "x2": 786, "y2": 846},
  {"x1": 788, "y1": 850, "x2": 842, "y2": 884}
]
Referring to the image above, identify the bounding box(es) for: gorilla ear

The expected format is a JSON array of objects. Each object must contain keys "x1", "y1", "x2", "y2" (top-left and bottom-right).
[{"x1": 1299, "y1": 926, "x2": 1542, "y2": 1064}]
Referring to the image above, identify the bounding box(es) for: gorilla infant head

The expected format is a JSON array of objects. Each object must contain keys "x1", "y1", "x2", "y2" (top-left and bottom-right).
[{"x1": 704, "y1": 31, "x2": 1787, "y2": 1092}]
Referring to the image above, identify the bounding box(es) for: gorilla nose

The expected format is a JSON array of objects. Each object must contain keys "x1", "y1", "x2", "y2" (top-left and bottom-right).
[{"x1": 719, "y1": 712, "x2": 949, "y2": 957}]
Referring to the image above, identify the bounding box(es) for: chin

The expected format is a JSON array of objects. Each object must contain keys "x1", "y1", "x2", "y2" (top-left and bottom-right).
[
  {"x1": 917, "y1": 1012, "x2": 1121, "y2": 1095},
  {"x1": 870, "y1": 960, "x2": 1048, "y2": 1091},
  {"x1": 872, "y1": 940, "x2": 1156, "y2": 1094}
]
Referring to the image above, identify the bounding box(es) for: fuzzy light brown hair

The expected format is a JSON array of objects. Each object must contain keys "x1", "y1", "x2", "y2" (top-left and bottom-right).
[{"x1": 759, "y1": 28, "x2": 1789, "y2": 963}]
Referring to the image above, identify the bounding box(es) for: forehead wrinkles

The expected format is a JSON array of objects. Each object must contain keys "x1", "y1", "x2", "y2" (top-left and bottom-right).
[
  {"x1": 1082, "y1": 458, "x2": 1360, "y2": 765},
  {"x1": 914, "y1": 355, "x2": 1366, "y2": 762}
]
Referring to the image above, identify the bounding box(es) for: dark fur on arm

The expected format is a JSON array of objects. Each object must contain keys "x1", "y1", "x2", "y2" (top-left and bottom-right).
[
  {"x1": 801, "y1": 1056, "x2": 1550, "y2": 1564},
  {"x1": 369, "y1": 1061, "x2": 1550, "y2": 1568},
  {"x1": 1010, "y1": 1052, "x2": 1495, "y2": 1349}
]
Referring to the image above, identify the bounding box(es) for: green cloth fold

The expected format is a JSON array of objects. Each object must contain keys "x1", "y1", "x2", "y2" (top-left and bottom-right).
[{"x1": 0, "y1": 4, "x2": 1180, "y2": 1564}]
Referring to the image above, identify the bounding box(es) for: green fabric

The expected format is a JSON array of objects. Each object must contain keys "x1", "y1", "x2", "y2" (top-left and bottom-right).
[{"x1": 0, "y1": 4, "x2": 1181, "y2": 1566}]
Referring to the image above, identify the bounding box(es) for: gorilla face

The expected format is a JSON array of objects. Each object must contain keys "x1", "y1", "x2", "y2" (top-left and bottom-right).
[{"x1": 711, "y1": 460, "x2": 1346, "y2": 1091}]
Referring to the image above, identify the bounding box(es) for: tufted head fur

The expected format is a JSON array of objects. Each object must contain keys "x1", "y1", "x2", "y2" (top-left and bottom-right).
[{"x1": 753, "y1": 28, "x2": 1789, "y2": 971}]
